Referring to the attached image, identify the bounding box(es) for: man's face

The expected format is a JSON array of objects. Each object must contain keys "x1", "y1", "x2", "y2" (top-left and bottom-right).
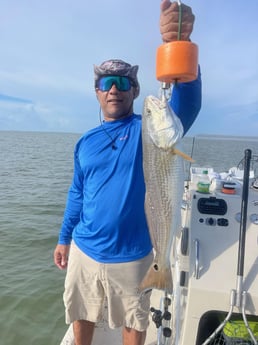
[{"x1": 95, "y1": 76, "x2": 136, "y2": 121}]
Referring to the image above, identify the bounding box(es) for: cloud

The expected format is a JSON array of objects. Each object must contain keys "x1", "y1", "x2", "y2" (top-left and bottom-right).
[
  {"x1": 0, "y1": 70, "x2": 89, "y2": 95},
  {"x1": 1, "y1": 0, "x2": 258, "y2": 136},
  {"x1": 0, "y1": 92, "x2": 99, "y2": 133},
  {"x1": 189, "y1": 99, "x2": 258, "y2": 137},
  {"x1": 0, "y1": 95, "x2": 43, "y2": 131},
  {"x1": 0, "y1": 93, "x2": 33, "y2": 105}
]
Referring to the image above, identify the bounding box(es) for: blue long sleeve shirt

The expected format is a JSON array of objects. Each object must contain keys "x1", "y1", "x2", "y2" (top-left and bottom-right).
[{"x1": 58, "y1": 70, "x2": 202, "y2": 263}]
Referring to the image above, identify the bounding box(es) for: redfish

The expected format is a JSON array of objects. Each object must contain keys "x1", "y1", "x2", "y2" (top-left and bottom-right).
[{"x1": 140, "y1": 94, "x2": 189, "y2": 294}]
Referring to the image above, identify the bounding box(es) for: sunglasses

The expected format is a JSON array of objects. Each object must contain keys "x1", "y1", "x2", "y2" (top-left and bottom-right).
[{"x1": 97, "y1": 76, "x2": 132, "y2": 92}]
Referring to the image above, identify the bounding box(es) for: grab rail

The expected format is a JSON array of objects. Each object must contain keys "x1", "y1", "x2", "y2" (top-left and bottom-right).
[{"x1": 194, "y1": 239, "x2": 200, "y2": 279}]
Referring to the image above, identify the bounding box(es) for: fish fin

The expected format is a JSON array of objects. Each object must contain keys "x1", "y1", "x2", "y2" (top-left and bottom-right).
[
  {"x1": 139, "y1": 262, "x2": 173, "y2": 294},
  {"x1": 172, "y1": 148, "x2": 195, "y2": 163}
]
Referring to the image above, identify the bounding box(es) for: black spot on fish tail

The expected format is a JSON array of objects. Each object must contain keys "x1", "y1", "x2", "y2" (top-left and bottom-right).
[{"x1": 139, "y1": 262, "x2": 173, "y2": 294}]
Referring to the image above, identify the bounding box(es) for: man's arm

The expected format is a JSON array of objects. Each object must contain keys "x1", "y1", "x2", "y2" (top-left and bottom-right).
[
  {"x1": 54, "y1": 145, "x2": 83, "y2": 269},
  {"x1": 160, "y1": 0, "x2": 202, "y2": 134},
  {"x1": 171, "y1": 67, "x2": 202, "y2": 135},
  {"x1": 58, "y1": 146, "x2": 83, "y2": 244}
]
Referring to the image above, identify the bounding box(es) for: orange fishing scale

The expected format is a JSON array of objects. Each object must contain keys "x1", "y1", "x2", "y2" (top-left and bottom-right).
[{"x1": 156, "y1": 0, "x2": 198, "y2": 83}]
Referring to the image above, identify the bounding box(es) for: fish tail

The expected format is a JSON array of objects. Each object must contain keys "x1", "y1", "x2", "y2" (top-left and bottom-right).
[{"x1": 139, "y1": 263, "x2": 173, "y2": 294}]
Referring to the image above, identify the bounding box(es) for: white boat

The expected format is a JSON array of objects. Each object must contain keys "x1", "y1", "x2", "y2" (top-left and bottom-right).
[{"x1": 60, "y1": 150, "x2": 258, "y2": 345}]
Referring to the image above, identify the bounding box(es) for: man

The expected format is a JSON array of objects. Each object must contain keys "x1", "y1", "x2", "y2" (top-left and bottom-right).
[{"x1": 54, "y1": 1, "x2": 202, "y2": 345}]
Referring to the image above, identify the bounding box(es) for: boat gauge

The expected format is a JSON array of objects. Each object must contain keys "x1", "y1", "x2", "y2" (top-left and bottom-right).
[
  {"x1": 197, "y1": 197, "x2": 227, "y2": 215},
  {"x1": 250, "y1": 214, "x2": 258, "y2": 225}
]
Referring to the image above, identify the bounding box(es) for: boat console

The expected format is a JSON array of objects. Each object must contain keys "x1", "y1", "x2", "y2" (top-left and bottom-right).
[{"x1": 173, "y1": 167, "x2": 258, "y2": 345}]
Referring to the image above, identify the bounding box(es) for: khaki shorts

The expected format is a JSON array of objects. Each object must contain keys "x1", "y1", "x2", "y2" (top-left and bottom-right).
[{"x1": 63, "y1": 241, "x2": 153, "y2": 331}]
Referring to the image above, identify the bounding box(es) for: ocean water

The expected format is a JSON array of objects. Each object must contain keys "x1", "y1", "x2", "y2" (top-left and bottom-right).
[{"x1": 0, "y1": 131, "x2": 257, "y2": 345}]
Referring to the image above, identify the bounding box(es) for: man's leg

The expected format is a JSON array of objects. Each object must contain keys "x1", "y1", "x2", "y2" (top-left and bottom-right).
[
  {"x1": 104, "y1": 254, "x2": 153, "y2": 345},
  {"x1": 122, "y1": 327, "x2": 146, "y2": 345},
  {"x1": 64, "y1": 244, "x2": 105, "y2": 345},
  {"x1": 73, "y1": 320, "x2": 95, "y2": 345}
]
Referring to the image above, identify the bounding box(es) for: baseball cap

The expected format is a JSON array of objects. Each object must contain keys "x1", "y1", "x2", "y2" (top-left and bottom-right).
[{"x1": 94, "y1": 59, "x2": 140, "y2": 98}]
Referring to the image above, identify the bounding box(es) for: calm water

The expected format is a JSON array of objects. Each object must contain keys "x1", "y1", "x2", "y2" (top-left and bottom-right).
[{"x1": 0, "y1": 131, "x2": 257, "y2": 345}]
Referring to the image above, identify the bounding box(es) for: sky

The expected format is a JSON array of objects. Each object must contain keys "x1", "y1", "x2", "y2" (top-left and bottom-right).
[{"x1": 0, "y1": 0, "x2": 258, "y2": 137}]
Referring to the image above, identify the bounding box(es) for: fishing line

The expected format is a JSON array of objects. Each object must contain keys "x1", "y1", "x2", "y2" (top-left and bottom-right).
[
  {"x1": 98, "y1": 106, "x2": 117, "y2": 150},
  {"x1": 177, "y1": 0, "x2": 182, "y2": 41}
]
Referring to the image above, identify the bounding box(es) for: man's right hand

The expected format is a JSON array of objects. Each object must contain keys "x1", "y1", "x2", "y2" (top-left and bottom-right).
[
  {"x1": 160, "y1": 0, "x2": 195, "y2": 42},
  {"x1": 54, "y1": 244, "x2": 70, "y2": 270}
]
